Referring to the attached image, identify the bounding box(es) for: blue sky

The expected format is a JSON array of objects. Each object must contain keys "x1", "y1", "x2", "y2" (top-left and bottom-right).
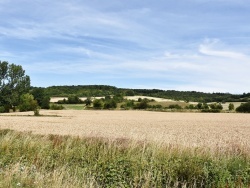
[{"x1": 1, "y1": 0, "x2": 250, "y2": 93}]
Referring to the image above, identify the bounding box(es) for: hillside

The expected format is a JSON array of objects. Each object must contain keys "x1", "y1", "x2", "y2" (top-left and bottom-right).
[{"x1": 32, "y1": 85, "x2": 250, "y2": 103}]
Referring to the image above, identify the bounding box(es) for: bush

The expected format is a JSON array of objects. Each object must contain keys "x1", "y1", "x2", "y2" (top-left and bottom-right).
[
  {"x1": 68, "y1": 95, "x2": 83, "y2": 104},
  {"x1": 168, "y1": 104, "x2": 182, "y2": 109},
  {"x1": 135, "y1": 100, "x2": 148, "y2": 109},
  {"x1": 18, "y1": 93, "x2": 38, "y2": 112},
  {"x1": 228, "y1": 103, "x2": 235, "y2": 111},
  {"x1": 121, "y1": 100, "x2": 135, "y2": 110},
  {"x1": 50, "y1": 104, "x2": 64, "y2": 110},
  {"x1": 209, "y1": 103, "x2": 223, "y2": 110},
  {"x1": 83, "y1": 97, "x2": 92, "y2": 106},
  {"x1": 0, "y1": 106, "x2": 5, "y2": 113},
  {"x1": 93, "y1": 99, "x2": 104, "y2": 109},
  {"x1": 104, "y1": 100, "x2": 117, "y2": 109},
  {"x1": 236, "y1": 102, "x2": 250, "y2": 113},
  {"x1": 31, "y1": 88, "x2": 50, "y2": 109}
]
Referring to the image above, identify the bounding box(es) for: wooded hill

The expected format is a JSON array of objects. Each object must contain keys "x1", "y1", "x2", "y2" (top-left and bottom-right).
[{"x1": 36, "y1": 85, "x2": 250, "y2": 103}]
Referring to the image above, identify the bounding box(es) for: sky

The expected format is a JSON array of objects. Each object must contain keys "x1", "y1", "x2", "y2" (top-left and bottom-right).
[{"x1": 0, "y1": 0, "x2": 250, "y2": 93}]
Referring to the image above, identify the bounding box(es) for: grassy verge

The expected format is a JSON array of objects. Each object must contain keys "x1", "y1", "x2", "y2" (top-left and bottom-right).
[{"x1": 0, "y1": 129, "x2": 250, "y2": 187}]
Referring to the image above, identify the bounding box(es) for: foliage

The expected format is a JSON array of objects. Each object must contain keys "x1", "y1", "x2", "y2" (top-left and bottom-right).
[
  {"x1": 236, "y1": 102, "x2": 250, "y2": 113},
  {"x1": 1, "y1": 129, "x2": 250, "y2": 187},
  {"x1": 228, "y1": 103, "x2": 235, "y2": 111},
  {"x1": 104, "y1": 99, "x2": 117, "y2": 109},
  {"x1": 121, "y1": 100, "x2": 135, "y2": 110},
  {"x1": 83, "y1": 97, "x2": 92, "y2": 106},
  {"x1": 50, "y1": 104, "x2": 64, "y2": 110},
  {"x1": 93, "y1": 99, "x2": 104, "y2": 109},
  {"x1": 42, "y1": 85, "x2": 250, "y2": 103},
  {"x1": 0, "y1": 61, "x2": 30, "y2": 112},
  {"x1": 68, "y1": 94, "x2": 83, "y2": 104},
  {"x1": 18, "y1": 93, "x2": 38, "y2": 112},
  {"x1": 0, "y1": 106, "x2": 5, "y2": 113},
  {"x1": 33, "y1": 107, "x2": 40, "y2": 116},
  {"x1": 168, "y1": 104, "x2": 182, "y2": 109},
  {"x1": 57, "y1": 95, "x2": 83, "y2": 104},
  {"x1": 30, "y1": 87, "x2": 50, "y2": 109},
  {"x1": 134, "y1": 99, "x2": 148, "y2": 109},
  {"x1": 209, "y1": 103, "x2": 223, "y2": 110}
]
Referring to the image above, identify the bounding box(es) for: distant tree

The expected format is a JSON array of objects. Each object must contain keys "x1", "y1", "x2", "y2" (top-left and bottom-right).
[
  {"x1": 18, "y1": 93, "x2": 38, "y2": 112},
  {"x1": 168, "y1": 104, "x2": 182, "y2": 109},
  {"x1": 31, "y1": 87, "x2": 50, "y2": 109},
  {"x1": 105, "y1": 95, "x2": 111, "y2": 100},
  {"x1": 93, "y1": 99, "x2": 104, "y2": 109},
  {"x1": 104, "y1": 99, "x2": 117, "y2": 109},
  {"x1": 196, "y1": 103, "x2": 203, "y2": 109},
  {"x1": 135, "y1": 100, "x2": 148, "y2": 109},
  {"x1": 0, "y1": 61, "x2": 30, "y2": 112},
  {"x1": 68, "y1": 95, "x2": 82, "y2": 104},
  {"x1": 236, "y1": 102, "x2": 250, "y2": 113},
  {"x1": 113, "y1": 93, "x2": 124, "y2": 103},
  {"x1": 228, "y1": 103, "x2": 234, "y2": 111},
  {"x1": 83, "y1": 97, "x2": 92, "y2": 106},
  {"x1": 125, "y1": 90, "x2": 135, "y2": 96},
  {"x1": 209, "y1": 103, "x2": 223, "y2": 110}
]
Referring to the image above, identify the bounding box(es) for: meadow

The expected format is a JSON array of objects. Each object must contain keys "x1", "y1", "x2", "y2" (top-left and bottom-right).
[{"x1": 1, "y1": 110, "x2": 250, "y2": 187}]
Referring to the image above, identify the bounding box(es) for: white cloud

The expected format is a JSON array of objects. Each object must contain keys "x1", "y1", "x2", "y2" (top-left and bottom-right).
[{"x1": 199, "y1": 39, "x2": 247, "y2": 60}]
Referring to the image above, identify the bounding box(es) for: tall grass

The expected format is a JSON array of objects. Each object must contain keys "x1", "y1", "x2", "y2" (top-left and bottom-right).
[{"x1": 0, "y1": 129, "x2": 250, "y2": 187}]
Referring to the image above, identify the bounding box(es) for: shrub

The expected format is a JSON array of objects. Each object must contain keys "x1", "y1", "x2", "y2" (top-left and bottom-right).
[
  {"x1": 93, "y1": 99, "x2": 104, "y2": 109},
  {"x1": 104, "y1": 100, "x2": 117, "y2": 109},
  {"x1": 50, "y1": 104, "x2": 64, "y2": 110},
  {"x1": 209, "y1": 103, "x2": 223, "y2": 110},
  {"x1": 168, "y1": 104, "x2": 182, "y2": 109},
  {"x1": 135, "y1": 100, "x2": 148, "y2": 109},
  {"x1": 34, "y1": 107, "x2": 40, "y2": 116},
  {"x1": 0, "y1": 106, "x2": 5, "y2": 113},
  {"x1": 236, "y1": 102, "x2": 250, "y2": 113},
  {"x1": 83, "y1": 97, "x2": 92, "y2": 106},
  {"x1": 68, "y1": 95, "x2": 83, "y2": 104},
  {"x1": 18, "y1": 93, "x2": 38, "y2": 112},
  {"x1": 228, "y1": 103, "x2": 235, "y2": 111}
]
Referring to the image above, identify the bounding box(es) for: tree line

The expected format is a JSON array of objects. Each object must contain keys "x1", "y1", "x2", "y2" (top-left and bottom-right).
[
  {"x1": 1, "y1": 61, "x2": 250, "y2": 113},
  {"x1": 43, "y1": 85, "x2": 249, "y2": 103}
]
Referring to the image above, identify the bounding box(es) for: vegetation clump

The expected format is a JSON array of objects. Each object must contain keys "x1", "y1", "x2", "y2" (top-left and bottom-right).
[
  {"x1": 236, "y1": 102, "x2": 250, "y2": 113},
  {"x1": 0, "y1": 129, "x2": 249, "y2": 187}
]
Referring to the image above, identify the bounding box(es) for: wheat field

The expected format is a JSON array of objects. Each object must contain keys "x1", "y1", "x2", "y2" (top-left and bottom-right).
[{"x1": 1, "y1": 110, "x2": 250, "y2": 152}]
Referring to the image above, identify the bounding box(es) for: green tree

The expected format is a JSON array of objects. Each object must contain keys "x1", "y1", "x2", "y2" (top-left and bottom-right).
[
  {"x1": 228, "y1": 103, "x2": 234, "y2": 111},
  {"x1": 83, "y1": 97, "x2": 92, "y2": 106},
  {"x1": 18, "y1": 93, "x2": 38, "y2": 112},
  {"x1": 209, "y1": 103, "x2": 223, "y2": 110},
  {"x1": 236, "y1": 102, "x2": 250, "y2": 113},
  {"x1": 93, "y1": 99, "x2": 104, "y2": 109},
  {"x1": 135, "y1": 99, "x2": 148, "y2": 109},
  {"x1": 104, "y1": 99, "x2": 117, "y2": 109},
  {"x1": 31, "y1": 87, "x2": 50, "y2": 109},
  {"x1": 68, "y1": 94, "x2": 82, "y2": 104},
  {"x1": 0, "y1": 61, "x2": 30, "y2": 112}
]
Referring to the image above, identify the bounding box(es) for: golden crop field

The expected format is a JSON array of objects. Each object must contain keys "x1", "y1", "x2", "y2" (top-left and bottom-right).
[
  {"x1": 1, "y1": 110, "x2": 250, "y2": 152},
  {"x1": 0, "y1": 110, "x2": 250, "y2": 151}
]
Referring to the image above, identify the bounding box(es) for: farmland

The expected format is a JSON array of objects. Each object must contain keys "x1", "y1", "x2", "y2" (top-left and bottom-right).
[
  {"x1": 1, "y1": 110, "x2": 250, "y2": 151},
  {"x1": 1, "y1": 110, "x2": 250, "y2": 187}
]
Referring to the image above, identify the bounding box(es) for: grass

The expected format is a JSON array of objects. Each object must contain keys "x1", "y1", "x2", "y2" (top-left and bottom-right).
[
  {"x1": 62, "y1": 104, "x2": 86, "y2": 110},
  {"x1": 0, "y1": 129, "x2": 250, "y2": 188}
]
